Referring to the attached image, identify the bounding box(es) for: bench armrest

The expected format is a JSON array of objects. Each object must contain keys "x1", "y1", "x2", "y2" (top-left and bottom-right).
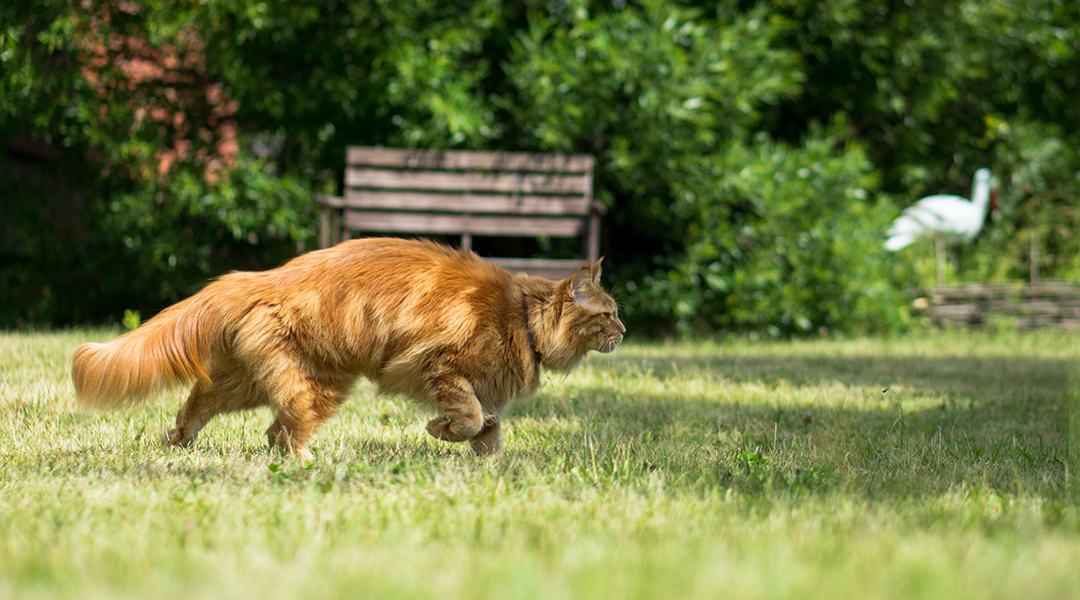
[{"x1": 314, "y1": 193, "x2": 345, "y2": 208}]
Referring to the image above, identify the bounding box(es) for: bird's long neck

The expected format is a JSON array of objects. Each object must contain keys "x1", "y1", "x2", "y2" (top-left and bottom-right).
[{"x1": 971, "y1": 176, "x2": 992, "y2": 211}]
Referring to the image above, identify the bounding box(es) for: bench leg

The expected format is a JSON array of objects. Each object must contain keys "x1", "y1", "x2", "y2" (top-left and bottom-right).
[
  {"x1": 319, "y1": 207, "x2": 330, "y2": 249},
  {"x1": 587, "y1": 212, "x2": 601, "y2": 263}
]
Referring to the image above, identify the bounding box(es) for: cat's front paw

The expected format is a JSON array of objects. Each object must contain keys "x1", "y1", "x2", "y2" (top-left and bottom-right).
[
  {"x1": 426, "y1": 415, "x2": 482, "y2": 443},
  {"x1": 161, "y1": 428, "x2": 195, "y2": 448}
]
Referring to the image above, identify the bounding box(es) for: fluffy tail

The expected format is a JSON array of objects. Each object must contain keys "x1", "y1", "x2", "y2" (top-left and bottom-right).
[{"x1": 71, "y1": 293, "x2": 225, "y2": 408}]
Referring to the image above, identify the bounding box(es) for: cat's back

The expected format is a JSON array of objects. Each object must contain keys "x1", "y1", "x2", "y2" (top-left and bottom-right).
[
  {"x1": 289, "y1": 238, "x2": 517, "y2": 318},
  {"x1": 279, "y1": 237, "x2": 493, "y2": 281},
  {"x1": 336, "y1": 237, "x2": 506, "y2": 287}
]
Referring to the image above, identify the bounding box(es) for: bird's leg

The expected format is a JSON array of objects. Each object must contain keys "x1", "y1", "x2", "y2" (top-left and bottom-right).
[
  {"x1": 934, "y1": 233, "x2": 945, "y2": 287},
  {"x1": 1031, "y1": 231, "x2": 1039, "y2": 285}
]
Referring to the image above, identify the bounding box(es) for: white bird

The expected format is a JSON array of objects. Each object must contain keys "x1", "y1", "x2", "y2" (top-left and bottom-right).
[
  {"x1": 884, "y1": 168, "x2": 998, "y2": 286},
  {"x1": 885, "y1": 168, "x2": 998, "y2": 252}
]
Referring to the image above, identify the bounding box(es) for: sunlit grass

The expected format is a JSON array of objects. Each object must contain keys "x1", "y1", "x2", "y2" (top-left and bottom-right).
[{"x1": 2, "y1": 329, "x2": 1079, "y2": 599}]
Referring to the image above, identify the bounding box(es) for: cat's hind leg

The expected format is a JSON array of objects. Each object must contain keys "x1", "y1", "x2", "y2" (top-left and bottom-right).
[
  {"x1": 262, "y1": 365, "x2": 351, "y2": 460},
  {"x1": 425, "y1": 375, "x2": 484, "y2": 443},
  {"x1": 163, "y1": 369, "x2": 262, "y2": 448},
  {"x1": 265, "y1": 404, "x2": 338, "y2": 462}
]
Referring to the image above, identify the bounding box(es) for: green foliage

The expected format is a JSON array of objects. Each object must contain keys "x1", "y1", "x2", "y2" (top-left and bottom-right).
[
  {"x1": 966, "y1": 119, "x2": 1080, "y2": 282},
  {"x1": 770, "y1": 0, "x2": 1080, "y2": 290},
  {"x1": 2, "y1": 0, "x2": 1078, "y2": 332},
  {"x1": 121, "y1": 309, "x2": 140, "y2": 331},
  {"x1": 504, "y1": 1, "x2": 802, "y2": 244},
  {"x1": 771, "y1": 0, "x2": 1080, "y2": 193},
  {"x1": 0, "y1": 1, "x2": 315, "y2": 323},
  {"x1": 189, "y1": 0, "x2": 502, "y2": 151},
  {"x1": 102, "y1": 155, "x2": 313, "y2": 303},
  {"x1": 635, "y1": 125, "x2": 907, "y2": 335},
  {"x1": 501, "y1": 1, "x2": 887, "y2": 334}
]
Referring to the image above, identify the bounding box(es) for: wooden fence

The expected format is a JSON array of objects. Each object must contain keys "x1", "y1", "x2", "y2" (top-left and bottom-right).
[{"x1": 907, "y1": 280, "x2": 1080, "y2": 330}]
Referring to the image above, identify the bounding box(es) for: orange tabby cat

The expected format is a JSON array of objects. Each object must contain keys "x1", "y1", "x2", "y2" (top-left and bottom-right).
[{"x1": 71, "y1": 237, "x2": 624, "y2": 459}]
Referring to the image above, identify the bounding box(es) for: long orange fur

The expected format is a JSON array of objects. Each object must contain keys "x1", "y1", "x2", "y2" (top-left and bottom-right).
[{"x1": 71, "y1": 238, "x2": 625, "y2": 458}]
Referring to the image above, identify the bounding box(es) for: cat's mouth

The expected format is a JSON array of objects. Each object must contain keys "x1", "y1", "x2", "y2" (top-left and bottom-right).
[{"x1": 597, "y1": 335, "x2": 622, "y2": 353}]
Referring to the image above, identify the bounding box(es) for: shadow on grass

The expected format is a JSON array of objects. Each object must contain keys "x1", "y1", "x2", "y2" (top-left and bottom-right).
[
  {"x1": 509, "y1": 351, "x2": 1074, "y2": 499},
  {"x1": 16, "y1": 347, "x2": 1074, "y2": 501},
  {"x1": 608, "y1": 350, "x2": 1070, "y2": 400}
]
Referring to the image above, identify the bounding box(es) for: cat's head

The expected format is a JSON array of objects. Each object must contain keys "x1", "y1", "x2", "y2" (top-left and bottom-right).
[{"x1": 555, "y1": 259, "x2": 625, "y2": 356}]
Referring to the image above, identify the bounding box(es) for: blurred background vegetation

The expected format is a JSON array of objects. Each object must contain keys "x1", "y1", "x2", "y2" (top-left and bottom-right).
[{"x1": 2, "y1": 0, "x2": 1078, "y2": 335}]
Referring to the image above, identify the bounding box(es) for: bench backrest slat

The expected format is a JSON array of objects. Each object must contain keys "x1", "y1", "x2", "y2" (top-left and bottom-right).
[
  {"x1": 338, "y1": 190, "x2": 590, "y2": 216},
  {"x1": 346, "y1": 146, "x2": 594, "y2": 173},
  {"x1": 345, "y1": 167, "x2": 589, "y2": 197},
  {"x1": 342, "y1": 212, "x2": 585, "y2": 238}
]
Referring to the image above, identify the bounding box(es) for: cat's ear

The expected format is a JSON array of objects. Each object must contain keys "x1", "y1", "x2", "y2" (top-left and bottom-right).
[
  {"x1": 570, "y1": 263, "x2": 596, "y2": 306},
  {"x1": 590, "y1": 257, "x2": 604, "y2": 283},
  {"x1": 570, "y1": 264, "x2": 607, "y2": 311},
  {"x1": 570, "y1": 264, "x2": 591, "y2": 298},
  {"x1": 570, "y1": 258, "x2": 603, "y2": 293}
]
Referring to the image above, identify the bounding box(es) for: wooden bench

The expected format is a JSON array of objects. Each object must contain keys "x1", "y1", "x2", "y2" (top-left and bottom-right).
[{"x1": 315, "y1": 146, "x2": 601, "y2": 280}]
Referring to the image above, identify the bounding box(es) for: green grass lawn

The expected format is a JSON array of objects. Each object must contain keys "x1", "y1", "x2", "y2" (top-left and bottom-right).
[{"x1": 2, "y1": 329, "x2": 1079, "y2": 599}]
